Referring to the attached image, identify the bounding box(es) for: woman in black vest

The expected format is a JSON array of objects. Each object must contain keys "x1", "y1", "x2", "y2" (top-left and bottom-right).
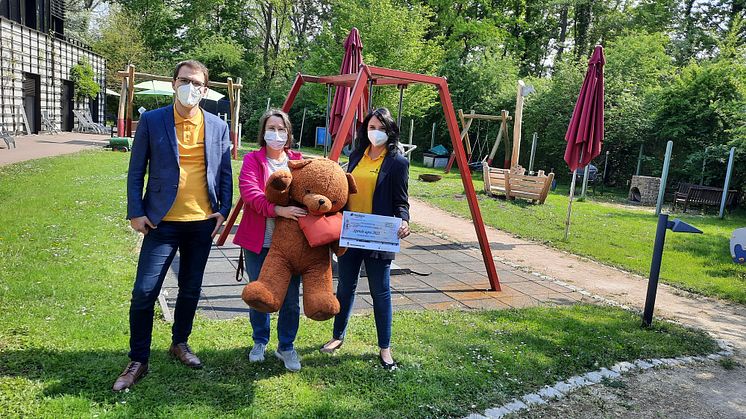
[{"x1": 320, "y1": 108, "x2": 410, "y2": 369}]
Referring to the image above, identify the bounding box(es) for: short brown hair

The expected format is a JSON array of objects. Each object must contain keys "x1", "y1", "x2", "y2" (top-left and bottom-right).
[
  {"x1": 173, "y1": 60, "x2": 209, "y2": 86},
  {"x1": 258, "y1": 108, "x2": 294, "y2": 148}
]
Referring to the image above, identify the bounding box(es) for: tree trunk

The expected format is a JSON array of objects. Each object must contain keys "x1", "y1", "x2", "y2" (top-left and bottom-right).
[
  {"x1": 261, "y1": 2, "x2": 273, "y2": 83},
  {"x1": 574, "y1": 1, "x2": 592, "y2": 60},
  {"x1": 555, "y1": 4, "x2": 569, "y2": 66}
]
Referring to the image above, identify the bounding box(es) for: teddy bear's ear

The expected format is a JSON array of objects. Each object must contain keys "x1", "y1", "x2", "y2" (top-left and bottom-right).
[
  {"x1": 288, "y1": 159, "x2": 313, "y2": 170},
  {"x1": 346, "y1": 173, "x2": 358, "y2": 194}
]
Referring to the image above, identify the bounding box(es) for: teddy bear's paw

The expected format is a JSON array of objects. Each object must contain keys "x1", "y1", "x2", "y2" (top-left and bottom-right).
[
  {"x1": 241, "y1": 283, "x2": 281, "y2": 312},
  {"x1": 268, "y1": 171, "x2": 292, "y2": 191},
  {"x1": 303, "y1": 295, "x2": 341, "y2": 321}
]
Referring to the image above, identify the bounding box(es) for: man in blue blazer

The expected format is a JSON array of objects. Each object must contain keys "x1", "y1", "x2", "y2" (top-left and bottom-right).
[{"x1": 113, "y1": 60, "x2": 233, "y2": 391}]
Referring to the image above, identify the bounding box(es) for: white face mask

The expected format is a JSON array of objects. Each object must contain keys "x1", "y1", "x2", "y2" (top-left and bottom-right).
[
  {"x1": 264, "y1": 130, "x2": 288, "y2": 150},
  {"x1": 176, "y1": 83, "x2": 203, "y2": 108},
  {"x1": 368, "y1": 129, "x2": 388, "y2": 147}
]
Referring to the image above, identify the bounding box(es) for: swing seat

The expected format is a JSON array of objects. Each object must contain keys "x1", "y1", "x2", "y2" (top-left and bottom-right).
[
  {"x1": 482, "y1": 163, "x2": 509, "y2": 197},
  {"x1": 506, "y1": 170, "x2": 554, "y2": 204},
  {"x1": 483, "y1": 163, "x2": 554, "y2": 204}
]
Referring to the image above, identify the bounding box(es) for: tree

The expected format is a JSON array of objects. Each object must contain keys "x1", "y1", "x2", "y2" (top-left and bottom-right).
[
  {"x1": 303, "y1": 0, "x2": 444, "y2": 118},
  {"x1": 70, "y1": 59, "x2": 101, "y2": 105},
  {"x1": 653, "y1": 56, "x2": 746, "y2": 185},
  {"x1": 188, "y1": 35, "x2": 246, "y2": 80},
  {"x1": 92, "y1": 6, "x2": 153, "y2": 89}
]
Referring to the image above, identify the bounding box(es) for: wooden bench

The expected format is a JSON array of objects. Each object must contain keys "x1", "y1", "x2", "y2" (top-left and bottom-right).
[
  {"x1": 483, "y1": 163, "x2": 554, "y2": 204},
  {"x1": 673, "y1": 183, "x2": 739, "y2": 212}
]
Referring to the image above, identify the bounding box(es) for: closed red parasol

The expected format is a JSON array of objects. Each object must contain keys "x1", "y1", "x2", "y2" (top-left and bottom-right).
[
  {"x1": 564, "y1": 45, "x2": 605, "y2": 171},
  {"x1": 329, "y1": 28, "x2": 369, "y2": 145},
  {"x1": 564, "y1": 45, "x2": 605, "y2": 240}
]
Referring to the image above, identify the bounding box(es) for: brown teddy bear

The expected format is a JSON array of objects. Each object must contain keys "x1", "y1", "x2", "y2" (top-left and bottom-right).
[{"x1": 241, "y1": 158, "x2": 357, "y2": 321}]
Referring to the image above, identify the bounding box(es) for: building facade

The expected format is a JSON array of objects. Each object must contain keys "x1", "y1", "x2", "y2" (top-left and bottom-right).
[{"x1": 0, "y1": 0, "x2": 105, "y2": 134}]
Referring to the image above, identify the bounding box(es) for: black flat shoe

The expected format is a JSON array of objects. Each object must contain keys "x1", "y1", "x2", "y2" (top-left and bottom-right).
[
  {"x1": 319, "y1": 339, "x2": 344, "y2": 354},
  {"x1": 378, "y1": 355, "x2": 398, "y2": 370}
]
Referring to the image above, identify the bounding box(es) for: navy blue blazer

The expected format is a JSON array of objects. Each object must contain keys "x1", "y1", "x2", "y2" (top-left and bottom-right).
[
  {"x1": 347, "y1": 147, "x2": 410, "y2": 259},
  {"x1": 126, "y1": 105, "x2": 233, "y2": 225}
]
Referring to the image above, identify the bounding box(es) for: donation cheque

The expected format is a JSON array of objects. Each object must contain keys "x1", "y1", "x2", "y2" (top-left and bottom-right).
[{"x1": 339, "y1": 211, "x2": 402, "y2": 253}]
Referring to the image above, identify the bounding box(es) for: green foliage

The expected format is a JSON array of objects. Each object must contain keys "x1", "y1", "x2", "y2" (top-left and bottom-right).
[
  {"x1": 92, "y1": 6, "x2": 153, "y2": 89},
  {"x1": 188, "y1": 35, "x2": 246, "y2": 80},
  {"x1": 303, "y1": 0, "x2": 444, "y2": 117},
  {"x1": 69, "y1": 59, "x2": 100, "y2": 103},
  {"x1": 653, "y1": 56, "x2": 746, "y2": 185},
  {"x1": 93, "y1": 0, "x2": 745, "y2": 191}
]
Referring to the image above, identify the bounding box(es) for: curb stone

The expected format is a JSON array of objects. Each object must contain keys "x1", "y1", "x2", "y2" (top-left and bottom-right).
[{"x1": 464, "y1": 340, "x2": 735, "y2": 419}]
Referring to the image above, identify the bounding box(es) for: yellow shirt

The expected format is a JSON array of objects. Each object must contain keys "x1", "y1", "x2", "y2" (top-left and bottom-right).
[
  {"x1": 347, "y1": 146, "x2": 386, "y2": 214},
  {"x1": 162, "y1": 108, "x2": 212, "y2": 221}
]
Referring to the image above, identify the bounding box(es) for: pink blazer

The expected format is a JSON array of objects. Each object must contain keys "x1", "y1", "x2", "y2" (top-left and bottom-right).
[{"x1": 233, "y1": 147, "x2": 303, "y2": 253}]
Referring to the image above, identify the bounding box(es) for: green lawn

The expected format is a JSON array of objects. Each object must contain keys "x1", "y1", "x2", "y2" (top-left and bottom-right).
[
  {"x1": 0, "y1": 150, "x2": 719, "y2": 417},
  {"x1": 409, "y1": 164, "x2": 746, "y2": 304}
]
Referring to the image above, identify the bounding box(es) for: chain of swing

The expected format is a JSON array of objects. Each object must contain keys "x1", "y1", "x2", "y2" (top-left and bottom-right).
[{"x1": 467, "y1": 118, "x2": 499, "y2": 166}]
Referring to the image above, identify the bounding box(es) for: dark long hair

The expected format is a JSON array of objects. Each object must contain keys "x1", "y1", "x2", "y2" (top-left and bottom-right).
[{"x1": 355, "y1": 107, "x2": 400, "y2": 155}]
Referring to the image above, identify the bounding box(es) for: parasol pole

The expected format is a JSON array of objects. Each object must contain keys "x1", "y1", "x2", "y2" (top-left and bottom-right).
[
  {"x1": 581, "y1": 163, "x2": 590, "y2": 198},
  {"x1": 564, "y1": 150, "x2": 583, "y2": 240}
]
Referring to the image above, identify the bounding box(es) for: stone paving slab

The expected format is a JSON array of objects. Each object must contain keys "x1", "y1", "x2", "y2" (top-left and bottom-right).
[{"x1": 162, "y1": 231, "x2": 580, "y2": 320}]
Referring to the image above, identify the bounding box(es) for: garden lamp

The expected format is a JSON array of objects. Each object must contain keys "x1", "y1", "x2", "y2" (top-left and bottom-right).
[{"x1": 642, "y1": 214, "x2": 702, "y2": 327}]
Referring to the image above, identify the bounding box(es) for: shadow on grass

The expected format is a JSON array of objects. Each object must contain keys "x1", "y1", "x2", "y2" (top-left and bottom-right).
[{"x1": 0, "y1": 306, "x2": 718, "y2": 417}]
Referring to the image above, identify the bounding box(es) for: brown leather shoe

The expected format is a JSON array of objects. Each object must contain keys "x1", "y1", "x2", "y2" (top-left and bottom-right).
[
  {"x1": 169, "y1": 342, "x2": 203, "y2": 368},
  {"x1": 112, "y1": 361, "x2": 148, "y2": 392}
]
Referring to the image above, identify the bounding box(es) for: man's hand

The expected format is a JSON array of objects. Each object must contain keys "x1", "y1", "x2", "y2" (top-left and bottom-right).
[
  {"x1": 398, "y1": 220, "x2": 410, "y2": 239},
  {"x1": 207, "y1": 212, "x2": 226, "y2": 238},
  {"x1": 131, "y1": 216, "x2": 156, "y2": 235}
]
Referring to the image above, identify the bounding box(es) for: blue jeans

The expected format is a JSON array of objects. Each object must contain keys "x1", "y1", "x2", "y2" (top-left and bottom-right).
[
  {"x1": 128, "y1": 219, "x2": 215, "y2": 363},
  {"x1": 333, "y1": 248, "x2": 392, "y2": 349},
  {"x1": 244, "y1": 248, "x2": 301, "y2": 352}
]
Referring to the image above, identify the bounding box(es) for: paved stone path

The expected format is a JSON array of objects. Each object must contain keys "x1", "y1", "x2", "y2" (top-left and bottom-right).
[
  {"x1": 161, "y1": 230, "x2": 585, "y2": 320},
  {"x1": 0, "y1": 132, "x2": 110, "y2": 166}
]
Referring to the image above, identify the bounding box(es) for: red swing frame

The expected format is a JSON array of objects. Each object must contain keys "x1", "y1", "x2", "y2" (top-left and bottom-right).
[{"x1": 218, "y1": 64, "x2": 501, "y2": 291}]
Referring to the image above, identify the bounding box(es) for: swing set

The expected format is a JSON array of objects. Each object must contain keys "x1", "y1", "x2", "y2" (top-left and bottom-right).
[
  {"x1": 218, "y1": 64, "x2": 502, "y2": 291},
  {"x1": 446, "y1": 109, "x2": 513, "y2": 172},
  {"x1": 115, "y1": 64, "x2": 244, "y2": 159},
  {"x1": 445, "y1": 81, "x2": 554, "y2": 204}
]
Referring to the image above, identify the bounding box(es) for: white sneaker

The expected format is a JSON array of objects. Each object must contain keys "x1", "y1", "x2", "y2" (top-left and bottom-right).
[
  {"x1": 249, "y1": 343, "x2": 266, "y2": 362},
  {"x1": 274, "y1": 349, "x2": 301, "y2": 372}
]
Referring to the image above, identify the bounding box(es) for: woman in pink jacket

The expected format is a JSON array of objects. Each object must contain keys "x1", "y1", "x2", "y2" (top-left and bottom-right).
[{"x1": 233, "y1": 109, "x2": 306, "y2": 372}]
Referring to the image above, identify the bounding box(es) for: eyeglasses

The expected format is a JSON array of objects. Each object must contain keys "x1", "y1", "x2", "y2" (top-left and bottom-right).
[{"x1": 175, "y1": 77, "x2": 206, "y2": 88}]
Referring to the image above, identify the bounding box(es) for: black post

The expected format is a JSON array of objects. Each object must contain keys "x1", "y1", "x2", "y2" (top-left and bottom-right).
[{"x1": 642, "y1": 213, "x2": 669, "y2": 327}]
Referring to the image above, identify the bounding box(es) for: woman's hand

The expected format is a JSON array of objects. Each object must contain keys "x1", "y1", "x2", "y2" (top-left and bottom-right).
[
  {"x1": 275, "y1": 206, "x2": 307, "y2": 221},
  {"x1": 397, "y1": 220, "x2": 410, "y2": 239}
]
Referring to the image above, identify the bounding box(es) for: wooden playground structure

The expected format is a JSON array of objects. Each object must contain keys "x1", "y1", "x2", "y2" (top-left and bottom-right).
[
  {"x1": 445, "y1": 80, "x2": 554, "y2": 204},
  {"x1": 115, "y1": 65, "x2": 244, "y2": 159},
  {"x1": 218, "y1": 64, "x2": 503, "y2": 291}
]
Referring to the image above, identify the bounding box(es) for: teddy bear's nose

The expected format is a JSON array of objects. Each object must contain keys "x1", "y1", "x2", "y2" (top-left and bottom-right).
[{"x1": 318, "y1": 199, "x2": 326, "y2": 205}]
